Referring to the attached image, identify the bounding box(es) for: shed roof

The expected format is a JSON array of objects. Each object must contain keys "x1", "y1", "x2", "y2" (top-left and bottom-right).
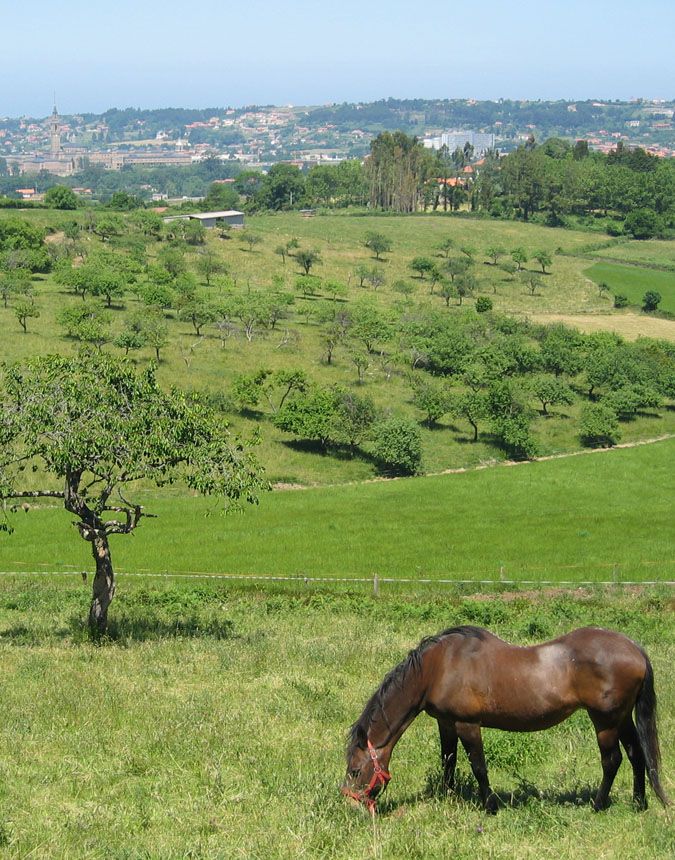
[{"x1": 189, "y1": 210, "x2": 244, "y2": 220}]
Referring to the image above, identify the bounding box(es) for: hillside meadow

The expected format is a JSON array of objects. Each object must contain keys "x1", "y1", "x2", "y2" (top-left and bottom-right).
[{"x1": 2, "y1": 209, "x2": 675, "y2": 486}]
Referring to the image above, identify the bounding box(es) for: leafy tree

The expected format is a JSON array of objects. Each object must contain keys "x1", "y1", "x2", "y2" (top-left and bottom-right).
[
  {"x1": 178, "y1": 296, "x2": 218, "y2": 335},
  {"x1": 296, "y1": 249, "x2": 321, "y2": 275},
  {"x1": 511, "y1": 247, "x2": 528, "y2": 271},
  {"x1": 93, "y1": 214, "x2": 123, "y2": 242},
  {"x1": 14, "y1": 300, "x2": 40, "y2": 333},
  {"x1": 445, "y1": 256, "x2": 471, "y2": 282},
  {"x1": 642, "y1": 291, "x2": 661, "y2": 312},
  {"x1": 485, "y1": 246, "x2": 506, "y2": 266},
  {"x1": 273, "y1": 387, "x2": 339, "y2": 449},
  {"x1": 579, "y1": 402, "x2": 621, "y2": 447},
  {"x1": 487, "y1": 380, "x2": 537, "y2": 459},
  {"x1": 294, "y1": 274, "x2": 322, "y2": 298},
  {"x1": 202, "y1": 182, "x2": 240, "y2": 211},
  {"x1": 255, "y1": 163, "x2": 305, "y2": 210},
  {"x1": 365, "y1": 267, "x2": 386, "y2": 290},
  {"x1": 158, "y1": 246, "x2": 187, "y2": 279},
  {"x1": 332, "y1": 389, "x2": 377, "y2": 450},
  {"x1": 613, "y1": 294, "x2": 629, "y2": 308},
  {"x1": 109, "y1": 190, "x2": 142, "y2": 211},
  {"x1": 370, "y1": 417, "x2": 422, "y2": 475},
  {"x1": 353, "y1": 264, "x2": 371, "y2": 287},
  {"x1": 322, "y1": 279, "x2": 348, "y2": 301},
  {"x1": 448, "y1": 389, "x2": 489, "y2": 442},
  {"x1": 520, "y1": 271, "x2": 544, "y2": 296},
  {"x1": 274, "y1": 244, "x2": 288, "y2": 265},
  {"x1": 349, "y1": 349, "x2": 371, "y2": 384},
  {"x1": 439, "y1": 280, "x2": 456, "y2": 307},
  {"x1": 58, "y1": 303, "x2": 111, "y2": 348},
  {"x1": 240, "y1": 230, "x2": 262, "y2": 252},
  {"x1": 196, "y1": 248, "x2": 227, "y2": 286},
  {"x1": 45, "y1": 185, "x2": 78, "y2": 210},
  {"x1": 528, "y1": 374, "x2": 574, "y2": 415},
  {"x1": 350, "y1": 300, "x2": 393, "y2": 353},
  {"x1": 539, "y1": 324, "x2": 583, "y2": 377},
  {"x1": 623, "y1": 208, "x2": 662, "y2": 240},
  {"x1": 411, "y1": 376, "x2": 450, "y2": 426},
  {"x1": 410, "y1": 256, "x2": 436, "y2": 279},
  {"x1": 533, "y1": 250, "x2": 553, "y2": 274},
  {"x1": 604, "y1": 384, "x2": 660, "y2": 418},
  {"x1": 114, "y1": 328, "x2": 145, "y2": 356},
  {"x1": 455, "y1": 273, "x2": 477, "y2": 305},
  {"x1": 437, "y1": 238, "x2": 455, "y2": 258},
  {"x1": 363, "y1": 231, "x2": 392, "y2": 260},
  {"x1": 0, "y1": 353, "x2": 264, "y2": 633},
  {"x1": 141, "y1": 310, "x2": 169, "y2": 361}
]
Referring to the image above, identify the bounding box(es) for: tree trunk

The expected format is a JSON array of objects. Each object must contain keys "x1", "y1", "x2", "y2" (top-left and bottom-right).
[{"x1": 89, "y1": 533, "x2": 115, "y2": 635}]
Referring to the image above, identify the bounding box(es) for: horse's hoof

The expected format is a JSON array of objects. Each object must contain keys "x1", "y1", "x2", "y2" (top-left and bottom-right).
[{"x1": 485, "y1": 796, "x2": 499, "y2": 815}]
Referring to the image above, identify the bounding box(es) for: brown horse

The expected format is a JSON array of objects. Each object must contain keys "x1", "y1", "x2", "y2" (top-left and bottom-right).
[{"x1": 342, "y1": 626, "x2": 669, "y2": 814}]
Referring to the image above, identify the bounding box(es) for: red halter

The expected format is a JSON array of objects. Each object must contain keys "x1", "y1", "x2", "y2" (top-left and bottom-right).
[{"x1": 343, "y1": 740, "x2": 392, "y2": 813}]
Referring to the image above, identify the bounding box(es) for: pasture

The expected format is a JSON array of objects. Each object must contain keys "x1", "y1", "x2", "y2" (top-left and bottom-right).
[
  {"x1": 3, "y1": 438, "x2": 673, "y2": 585},
  {"x1": 0, "y1": 580, "x2": 671, "y2": 859},
  {"x1": 584, "y1": 262, "x2": 675, "y2": 314}
]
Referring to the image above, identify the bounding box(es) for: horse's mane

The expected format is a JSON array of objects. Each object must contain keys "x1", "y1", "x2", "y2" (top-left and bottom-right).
[{"x1": 346, "y1": 626, "x2": 486, "y2": 760}]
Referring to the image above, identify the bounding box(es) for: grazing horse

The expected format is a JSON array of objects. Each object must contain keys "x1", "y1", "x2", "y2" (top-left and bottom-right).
[{"x1": 342, "y1": 626, "x2": 669, "y2": 814}]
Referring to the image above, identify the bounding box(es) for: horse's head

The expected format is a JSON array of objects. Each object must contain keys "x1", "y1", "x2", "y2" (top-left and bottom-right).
[{"x1": 341, "y1": 739, "x2": 391, "y2": 813}]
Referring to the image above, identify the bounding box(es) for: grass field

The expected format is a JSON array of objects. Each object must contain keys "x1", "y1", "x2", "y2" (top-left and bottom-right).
[
  {"x1": 3, "y1": 438, "x2": 673, "y2": 585},
  {"x1": 584, "y1": 262, "x2": 675, "y2": 313},
  {"x1": 0, "y1": 580, "x2": 671, "y2": 859},
  {"x1": 2, "y1": 209, "x2": 675, "y2": 486}
]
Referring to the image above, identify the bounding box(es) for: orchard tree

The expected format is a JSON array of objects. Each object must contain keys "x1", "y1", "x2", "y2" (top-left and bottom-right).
[
  {"x1": 14, "y1": 300, "x2": 40, "y2": 333},
  {"x1": 528, "y1": 374, "x2": 574, "y2": 415},
  {"x1": 0, "y1": 353, "x2": 265, "y2": 634},
  {"x1": 485, "y1": 246, "x2": 506, "y2": 266},
  {"x1": 533, "y1": 250, "x2": 553, "y2": 274},
  {"x1": 642, "y1": 291, "x2": 661, "y2": 312},
  {"x1": 363, "y1": 231, "x2": 392, "y2": 261},
  {"x1": 296, "y1": 249, "x2": 322, "y2": 275},
  {"x1": 511, "y1": 247, "x2": 528, "y2": 271}
]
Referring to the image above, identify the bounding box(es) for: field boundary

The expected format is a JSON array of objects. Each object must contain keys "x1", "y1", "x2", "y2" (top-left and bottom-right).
[{"x1": 0, "y1": 569, "x2": 672, "y2": 591}]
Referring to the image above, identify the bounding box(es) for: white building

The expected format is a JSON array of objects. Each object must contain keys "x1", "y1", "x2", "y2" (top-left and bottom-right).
[{"x1": 423, "y1": 131, "x2": 495, "y2": 157}]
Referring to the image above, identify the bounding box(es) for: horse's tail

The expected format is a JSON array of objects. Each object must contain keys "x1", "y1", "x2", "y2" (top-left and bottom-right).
[{"x1": 635, "y1": 651, "x2": 670, "y2": 806}]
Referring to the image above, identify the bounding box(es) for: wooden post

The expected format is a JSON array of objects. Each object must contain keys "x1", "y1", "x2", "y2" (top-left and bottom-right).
[{"x1": 373, "y1": 574, "x2": 379, "y2": 597}]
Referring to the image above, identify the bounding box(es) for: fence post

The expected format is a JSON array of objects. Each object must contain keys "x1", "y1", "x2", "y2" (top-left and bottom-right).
[
  {"x1": 499, "y1": 565, "x2": 505, "y2": 583},
  {"x1": 373, "y1": 574, "x2": 379, "y2": 597},
  {"x1": 612, "y1": 564, "x2": 620, "y2": 584}
]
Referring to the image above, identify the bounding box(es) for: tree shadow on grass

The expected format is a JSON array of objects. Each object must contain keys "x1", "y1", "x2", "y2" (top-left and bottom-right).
[{"x1": 1, "y1": 613, "x2": 239, "y2": 645}]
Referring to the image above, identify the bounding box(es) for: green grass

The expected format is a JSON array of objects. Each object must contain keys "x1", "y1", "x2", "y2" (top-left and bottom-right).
[
  {"x1": 589, "y1": 237, "x2": 675, "y2": 269},
  {"x1": 0, "y1": 581, "x2": 671, "y2": 858},
  {"x1": 584, "y1": 262, "x2": 675, "y2": 313},
  {"x1": 3, "y1": 210, "x2": 675, "y2": 487},
  {"x1": 3, "y1": 439, "x2": 674, "y2": 584}
]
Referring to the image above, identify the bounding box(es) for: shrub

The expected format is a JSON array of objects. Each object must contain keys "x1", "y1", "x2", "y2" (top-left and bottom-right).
[
  {"x1": 475, "y1": 296, "x2": 493, "y2": 313},
  {"x1": 642, "y1": 290, "x2": 661, "y2": 312},
  {"x1": 579, "y1": 403, "x2": 621, "y2": 448},
  {"x1": 613, "y1": 293, "x2": 629, "y2": 309},
  {"x1": 371, "y1": 417, "x2": 422, "y2": 476},
  {"x1": 624, "y1": 209, "x2": 663, "y2": 240}
]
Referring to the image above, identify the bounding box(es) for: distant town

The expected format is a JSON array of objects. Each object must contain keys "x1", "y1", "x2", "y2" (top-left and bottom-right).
[{"x1": 1, "y1": 97, "x2": 673, "y2": 185}]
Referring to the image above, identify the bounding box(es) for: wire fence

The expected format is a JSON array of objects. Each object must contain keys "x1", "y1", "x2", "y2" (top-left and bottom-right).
[{"x1": 0, "y1": 564, "x2": 673, "y2": 594}]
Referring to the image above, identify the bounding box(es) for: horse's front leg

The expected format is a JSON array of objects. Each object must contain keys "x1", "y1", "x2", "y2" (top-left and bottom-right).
[
  {"x1": 456, "y1": 721, "x2": 498, "y2": 813},
  {"x1": 437, "y1": 720, "x2": 458, "y2": 791}
]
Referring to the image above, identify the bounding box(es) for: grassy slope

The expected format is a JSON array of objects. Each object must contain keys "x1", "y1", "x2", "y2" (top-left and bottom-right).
[
  {"x1": 0, "y1": 582, "x2": 671, "y2": 859},
  {"x1": 2, "y1": 210, "x2": 675, "y2": 486},
  {"x1": 585, "y1": 261, "x2": 675, "y2": 313},
  {"x1": 3, "y1": 439, "x2": 674, "y2": 584}
]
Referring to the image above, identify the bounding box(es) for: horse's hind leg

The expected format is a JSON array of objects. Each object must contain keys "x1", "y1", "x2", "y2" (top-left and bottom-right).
[
  {"x1": 437, "y1": 720, "x2": 458, "y2": 791},
  {"x1": 619, "y1": 717, "x2": 647, "y2": 809},
  {"x1": 456, "y1": 722, "x2": 498, "y2": 813},
  {"x1": 589, "y1": 716, "x2": 622, "y2": 811}
]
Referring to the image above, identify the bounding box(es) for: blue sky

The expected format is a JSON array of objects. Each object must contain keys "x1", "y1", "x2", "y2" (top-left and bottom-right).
[{"x1": 2, "y1": 0, "x2": 673, "y2": 117}]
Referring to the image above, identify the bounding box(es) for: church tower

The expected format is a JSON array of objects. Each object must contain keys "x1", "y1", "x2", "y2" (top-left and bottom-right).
[{"x1": 50, "y1": 104, "x2": 61, "y2": 157}]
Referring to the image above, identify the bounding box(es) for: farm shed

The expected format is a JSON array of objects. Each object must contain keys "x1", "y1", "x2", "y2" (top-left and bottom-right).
[{"x1": 188, "y1": 210, "x2": 245, "y2": 228}]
